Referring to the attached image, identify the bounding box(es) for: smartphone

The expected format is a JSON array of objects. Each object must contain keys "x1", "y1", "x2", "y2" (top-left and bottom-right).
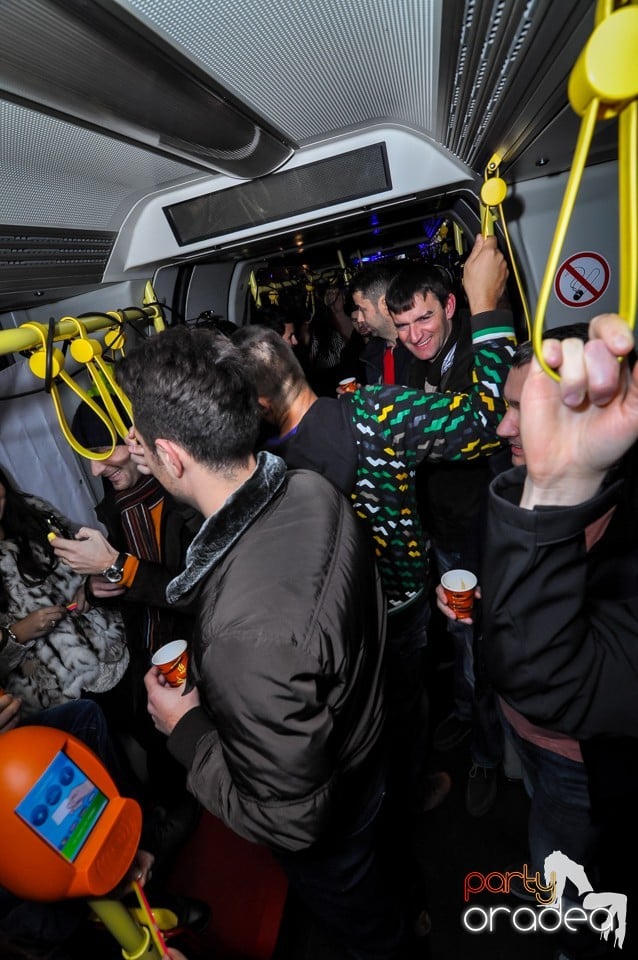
[{"x1": 45, "y1": 514, "x2": 72, "y2": 540}]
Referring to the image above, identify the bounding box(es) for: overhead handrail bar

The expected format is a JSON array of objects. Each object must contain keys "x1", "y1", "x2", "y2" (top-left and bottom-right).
[
  {"x1": 532, "y1": 0, "x2": 638, "y2": 380},
  {"x1": 0, "y1": 282, "x2": 166, "y2": 357}
]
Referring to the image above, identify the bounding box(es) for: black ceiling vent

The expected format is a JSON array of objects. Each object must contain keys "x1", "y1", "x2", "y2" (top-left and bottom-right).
[
  {"x1": 165, "y1": 142, "x2": 392, "y2": 247},
  {"x1": 0, "y1": 227, "x2": 115, "y2": 295}
]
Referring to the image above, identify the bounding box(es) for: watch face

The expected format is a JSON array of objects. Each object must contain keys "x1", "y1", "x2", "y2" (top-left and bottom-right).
[
  {"x1": 103, "y1": 552, "x2": 126, "y2": 583},
  {"x1": 104, "y1": 566, "x2": 123, "y2": 583}
]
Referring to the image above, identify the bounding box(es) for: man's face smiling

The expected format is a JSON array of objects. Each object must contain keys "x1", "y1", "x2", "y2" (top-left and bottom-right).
[
  {"x1": 90, "y1": 444, "x2": 141, "y2": 491},
  {"x1": 392, "y1": 291, "x2": 455, "y2": 362},
  {"x1": 496, "y1": 364, "x2": 530, "y2": 467}
]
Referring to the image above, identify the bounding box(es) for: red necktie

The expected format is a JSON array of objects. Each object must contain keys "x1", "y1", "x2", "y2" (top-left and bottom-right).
[{"x1": 383, "y1": 344, "x2": 395, "y2": 385}]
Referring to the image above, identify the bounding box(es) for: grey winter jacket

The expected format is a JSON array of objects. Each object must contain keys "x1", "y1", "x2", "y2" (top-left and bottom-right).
[{"x1": 167, "y1": 452, "x2": 386, "y2": 852}]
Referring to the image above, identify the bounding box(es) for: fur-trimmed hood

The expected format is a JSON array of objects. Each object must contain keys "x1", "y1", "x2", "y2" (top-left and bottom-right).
[{"x1": 166, "y1": 451, "x2": 287, "y2": 604}]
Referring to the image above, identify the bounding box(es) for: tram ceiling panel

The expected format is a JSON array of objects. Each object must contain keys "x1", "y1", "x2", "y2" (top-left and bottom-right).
[
  {"x1": 116, "y1": 0, "x2": 599, "y2": 175},
  {"x1": 0, "y1": 0, "x2": 608, "y2": 310},
  {"x1": 0, "y1": 0, "x2": 294, "y2": 180}
]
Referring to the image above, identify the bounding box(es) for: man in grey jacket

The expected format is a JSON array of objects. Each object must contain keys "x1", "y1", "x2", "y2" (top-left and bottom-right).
[{"x1": 117, "y1": 326, "x2": 420, "y2": 959}]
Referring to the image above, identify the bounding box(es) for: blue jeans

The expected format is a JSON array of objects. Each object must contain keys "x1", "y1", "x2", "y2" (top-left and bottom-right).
[
  {"x1": 507, "y1": 724, "x2": 601, "y2": 887},
  {"x1": 433, "y1": 544, "x2": 503, "y2": 768},
  {"x1": 275, "y1": 765, "x2": 406, "y2": 960},
  {"x1": 385, "y1": 594, "x2": 431, "y2": 801},
  {"x1": 23, "y1": 699, "x2": 132, "y2": 795},
  {"x1": 432, "y1": 545, "x2": 475, "y2": 721}
]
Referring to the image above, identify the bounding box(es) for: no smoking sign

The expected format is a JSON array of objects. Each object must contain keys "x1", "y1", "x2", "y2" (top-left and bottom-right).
[{"x1": 554, "y1": 251, "x2": 610, "y2": 307}]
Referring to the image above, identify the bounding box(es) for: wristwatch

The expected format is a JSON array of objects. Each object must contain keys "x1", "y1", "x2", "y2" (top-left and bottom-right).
[
  {"x1": 0, "y1": 625, "x2": 17, "y2": 651},
  {"x1": 101, "y1": 551, "x2": 128, "y2": 584}
]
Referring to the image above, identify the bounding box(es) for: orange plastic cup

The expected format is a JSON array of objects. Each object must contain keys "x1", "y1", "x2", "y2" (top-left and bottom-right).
[
  {"x1": 440, "y1": 569, "x2": 477, "y2": 619},
  {"x1": 151, "y1": 639, "x2": 189, "y2": 687}
]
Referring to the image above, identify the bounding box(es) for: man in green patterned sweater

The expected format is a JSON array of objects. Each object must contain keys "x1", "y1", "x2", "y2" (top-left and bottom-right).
[{"x1": 233, "y1": 246, "x2": 514, "y2": 931}]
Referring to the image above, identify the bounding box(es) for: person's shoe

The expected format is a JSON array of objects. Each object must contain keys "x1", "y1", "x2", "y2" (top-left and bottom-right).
[
  {"x1": 465, "y1": 764, "x2": 498, "y2": 817},
  {"x1": 142, "y1": 795, "x2": 201, "y2": 866},
  {"x1": 433, "y1": 713, "x2": 472, "y2": 751},
  {"x1": 154, "y1": 894, "x2": 211, "y2": 934},
  {"x1": 422, "y1": 771, "x2": 452, "y2": 813},
  {"x1": 413, "y1": 907, "x2": 432, "y2": 937},
  {"x1": 129, "y1": 893, "x2": 211, "y2": 935}
]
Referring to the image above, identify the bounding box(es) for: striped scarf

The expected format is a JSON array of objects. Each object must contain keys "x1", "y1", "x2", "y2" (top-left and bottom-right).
[{"x1": 114, "y1": 475, "x2": 163, "y2": 651}]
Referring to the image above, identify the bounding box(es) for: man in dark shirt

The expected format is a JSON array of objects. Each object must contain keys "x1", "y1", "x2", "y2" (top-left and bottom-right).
[
  {"x1": 349, "y1": 264, "x2": 413, "y2": 385},
  {"x1": 385, "y1": 234, "x2": 512, "y2": 816}
]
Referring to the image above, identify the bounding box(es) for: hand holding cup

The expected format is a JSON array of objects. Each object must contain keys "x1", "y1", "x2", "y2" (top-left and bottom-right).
[
  {"x1": 151, "y1": 639, "x2": 189, "y2": 687},
  {"x1": 337, "y1": 377, "x2": 360, "y2": 395},
  {"x1": 440, "y1": 569, "x2": 478, "y2": 620}
]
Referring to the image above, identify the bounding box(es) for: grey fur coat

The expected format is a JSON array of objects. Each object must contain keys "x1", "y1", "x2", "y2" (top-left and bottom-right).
[{"x1": 0, "y1": 496, "x2": 128, "y2": 716}]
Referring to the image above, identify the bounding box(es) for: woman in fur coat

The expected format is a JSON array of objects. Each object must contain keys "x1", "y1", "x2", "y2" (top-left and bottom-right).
[{"x1": 0, "y1": 467, "x2": 128, "y2": 716}]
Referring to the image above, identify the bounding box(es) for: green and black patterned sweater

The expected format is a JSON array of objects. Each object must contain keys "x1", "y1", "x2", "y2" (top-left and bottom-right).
[{"x1": 268, "y1": 311, "x2": 515, "y2": 611}]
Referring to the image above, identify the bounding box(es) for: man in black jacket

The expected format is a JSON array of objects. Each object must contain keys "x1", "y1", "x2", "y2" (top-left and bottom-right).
[
  {"x1": 349, "y1": 264, "x2": 414, "y2": 385},
  {"x1": 117, "y1": 326, "x2": 420, "y2": 960},
  {"x1": 482, "y1": 313, "x2": 638, "y2": 954}
]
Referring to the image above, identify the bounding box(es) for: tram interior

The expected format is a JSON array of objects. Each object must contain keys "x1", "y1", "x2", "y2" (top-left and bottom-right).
[{"x1": 0, "y1": 0, "x2": 631, "y2": 957}]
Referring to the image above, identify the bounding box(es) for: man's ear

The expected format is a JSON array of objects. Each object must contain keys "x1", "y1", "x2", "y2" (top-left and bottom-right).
[
  {"x1": 379, "y1": 294, "x2": 391, "y2": 319},
  {"x1": 445, "y1": 292, "x2": 456, "y2": 319},
  {"x1": 257, "y1": 396, "x2": 275, "y2": 423},
  {"x1": 154, "y1": 439, "x2": 187, "y2": 478}
]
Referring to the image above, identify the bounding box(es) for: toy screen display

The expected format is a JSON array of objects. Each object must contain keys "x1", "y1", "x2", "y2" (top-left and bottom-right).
[{"x1": 15, "y1": 750, "x2": 107, "y2": 861}]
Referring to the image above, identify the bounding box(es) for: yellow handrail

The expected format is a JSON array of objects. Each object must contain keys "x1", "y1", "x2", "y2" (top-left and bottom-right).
[
  {"x1": 0, "y1": 282, "x2": 165, "y2": 358},
  {"x1": 65, "y1": 317, "x2": 133, "y2": 438},
  {"x1": 0, "y1": 283, "x2": 166, "y2": 459},
  {"x1": 480, "y1": 154, "x2": 532, "y2": 338},
  {"x1": 532, "y1": 0, "x2": 638, "y2": 380},
  {"x1": 23, "y1": 322, "x2": 119, "y2": 461}
]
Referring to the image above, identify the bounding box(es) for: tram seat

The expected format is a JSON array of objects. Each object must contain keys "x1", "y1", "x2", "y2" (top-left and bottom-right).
[{"x1": 167, "y1": 810, "x2": 288, "y2": 959}]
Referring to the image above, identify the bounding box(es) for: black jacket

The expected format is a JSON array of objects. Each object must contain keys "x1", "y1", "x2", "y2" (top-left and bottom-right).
[
  {"x1": 167, "y1": 452, "x2": 386, "y2": 852},
  {"x1": 483, "y1": 464, "x2": 638, "y2": 738},
  {"x1": 92, "y1": 484, "x2": 199, "y2": 657},
  {"x1": 408, "y1": 311, "x2": 511, "y2": 551},
  {"x1": 359, "y1": 336, "x2": 413, "y2": 386}
]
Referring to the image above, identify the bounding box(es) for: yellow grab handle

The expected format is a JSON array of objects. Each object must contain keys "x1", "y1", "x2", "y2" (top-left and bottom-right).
[
  {"x1": 479, "y1": 157, "x2": 532, "y2": 338},
  {"x1": 23, "y1": 323, "x2": 118, "y2": 461},
  {"x1": 534, "y1": 0, "x2": 638, "y2": 380},
  {"x1": 65, "y1": 317, "x2": 133, "y2": 438}
]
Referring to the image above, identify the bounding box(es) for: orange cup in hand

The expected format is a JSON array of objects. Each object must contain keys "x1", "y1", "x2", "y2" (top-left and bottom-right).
[
  {"x1": 440, "y1": 569, "x2": 477, "y2": 619},
  {"x1": 151, "y1": 639, "x2": 189, "y2": 687}
]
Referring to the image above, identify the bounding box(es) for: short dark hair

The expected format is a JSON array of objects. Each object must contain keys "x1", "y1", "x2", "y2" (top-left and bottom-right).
[
  {"x1": 511, "y1": 340, "x2": 534, "y2": 368},
  {"x1": 0, "y1": 466, "x2": 57, "y2": 607},
  {"x1": 512, "y1": 323, "x2": 590, "y2": 369},
  {"x1": 348, "y1": 265, "x2": 398, "y2": 303},
  {"x1": 250, "y1": 304, "x2": 291, "y2": 337},
  {"x1": 385, "y1": 262, "x2": 453, "y2": 315},
  {"x1": 233, "y1": 325, "x2": 306, "y2": 408},
  {"x1": 116, "y1": 327, "x2": 260, "y2": 472}
]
